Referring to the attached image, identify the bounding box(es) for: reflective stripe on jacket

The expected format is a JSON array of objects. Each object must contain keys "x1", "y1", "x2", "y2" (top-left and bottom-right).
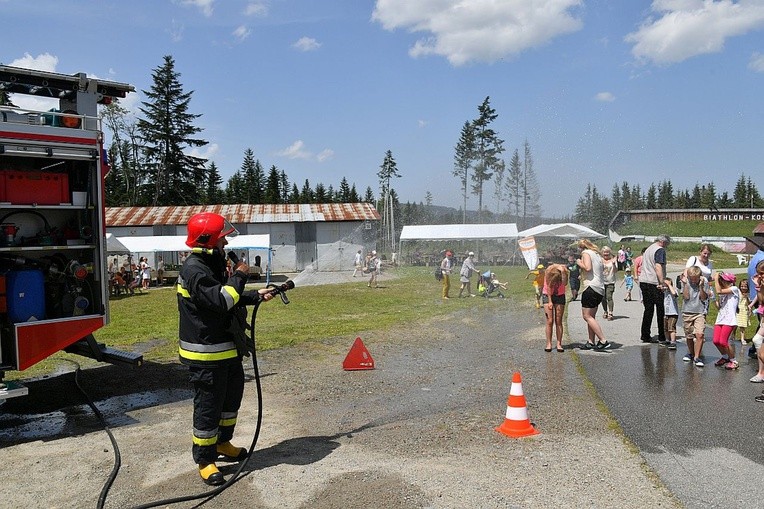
[{"x1": 177, "y1": 250, "x2": 248, "y2": 367}]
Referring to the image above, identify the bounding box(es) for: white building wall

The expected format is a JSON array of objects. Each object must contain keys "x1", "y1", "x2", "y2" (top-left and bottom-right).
[
  {"x1": 108, "y1": 220, "x2": 369, "y2": 273},
  {"x1": 315, "y1": 222, "x2": 367, "y2": 271}
]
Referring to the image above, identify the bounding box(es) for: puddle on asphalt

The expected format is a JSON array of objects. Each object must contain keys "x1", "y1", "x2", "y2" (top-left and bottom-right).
[{"x1": 0, "y1": 388, "x2": 192, "y2": 443}]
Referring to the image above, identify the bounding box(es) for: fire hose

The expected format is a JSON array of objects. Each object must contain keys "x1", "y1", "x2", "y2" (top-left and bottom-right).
[{"x1": 79, "y1": 271, "x2": 295, "y2": 509}]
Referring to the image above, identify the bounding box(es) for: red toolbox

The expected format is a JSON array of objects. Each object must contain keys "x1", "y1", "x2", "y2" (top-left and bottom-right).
[{"x1": 0, "y1": 170, "x2": 70, "y2": 205}]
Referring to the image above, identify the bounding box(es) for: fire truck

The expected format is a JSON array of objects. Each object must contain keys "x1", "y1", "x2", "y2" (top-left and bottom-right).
[{"x1": 0, "y1": 65, "x2": 142, "y2": 399}]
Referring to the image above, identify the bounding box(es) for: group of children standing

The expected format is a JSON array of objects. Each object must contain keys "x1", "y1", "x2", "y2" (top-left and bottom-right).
[{"x1": 662, "y1": 262, "x2": 764, "y2": 374}]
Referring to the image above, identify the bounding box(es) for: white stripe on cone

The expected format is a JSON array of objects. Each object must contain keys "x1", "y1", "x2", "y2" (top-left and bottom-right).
[
  {"x1": 509, "y1": 382, "x2": 524, "y2": 396},
  {"x1": 506, "y1": 405, "x2": 529, "y2": 421}
]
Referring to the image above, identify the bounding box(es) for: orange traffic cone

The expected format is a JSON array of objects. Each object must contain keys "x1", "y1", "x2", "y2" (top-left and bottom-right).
[{"x1": 496, "y1": 372, "x2": 539, "y2": 438}]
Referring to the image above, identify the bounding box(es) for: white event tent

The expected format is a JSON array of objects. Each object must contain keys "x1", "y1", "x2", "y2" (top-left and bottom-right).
[
  {"x1": 517, "y1": 223, "x2": 605, "y2": 239},
  {"x1": 105, "y1": 233, "x2": 130, "y2": 254},
  {"x1": 399, "y1": 223, "x2": 519, "y2": 242},
  {"x1": 111, "y1": 234, "x2": 273, "y2": 282}
]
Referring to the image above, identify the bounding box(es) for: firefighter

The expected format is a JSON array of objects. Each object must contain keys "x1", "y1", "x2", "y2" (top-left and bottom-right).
[{"x1": 177, "y1": 212, "x2": 273, "y2": 485}]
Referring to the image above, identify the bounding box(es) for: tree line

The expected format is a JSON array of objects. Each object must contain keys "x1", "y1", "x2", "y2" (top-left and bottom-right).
[{"x1": 573, "y1": 176, "x2": 763, "y2": 234}]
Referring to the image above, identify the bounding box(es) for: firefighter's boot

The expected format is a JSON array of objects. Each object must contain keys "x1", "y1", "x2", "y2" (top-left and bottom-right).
[
  {"x1": 199, "y1": 463, "x2": 225, "y2": 486},
  {"x1": 217, "y1": 441, "x2": 248, "y2": 462}
]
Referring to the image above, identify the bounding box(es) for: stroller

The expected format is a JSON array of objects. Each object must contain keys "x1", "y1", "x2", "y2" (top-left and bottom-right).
[{"x1": 478, "y1": 270, "x2": 505, "y2": 298}]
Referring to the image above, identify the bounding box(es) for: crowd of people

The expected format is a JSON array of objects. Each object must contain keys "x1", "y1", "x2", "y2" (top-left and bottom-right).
[
  {"x1": 107, "y1": 255, "x2": 167, "y2": 296},
  {"x1": 540, "y1": 236, "x2": 764, "y2": 404},
  {"x1": 431, "y1": 239, "x2": 764, "y2": 398}
]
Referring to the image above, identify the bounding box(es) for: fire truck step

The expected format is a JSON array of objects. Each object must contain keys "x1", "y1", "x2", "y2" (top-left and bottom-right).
[
  {"x1": 65, "y1": 336, "x2": 143, "y2": 368},
  {"x1": 98, "y1": 346, "x2": 144, "y2": 367},
  {"x1": 0, "y1": 380, "x2": 29, "y2": 401}
]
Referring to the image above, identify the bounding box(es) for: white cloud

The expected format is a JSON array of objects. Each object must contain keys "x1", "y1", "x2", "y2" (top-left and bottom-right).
[
  {"x1": 177, "y1": 0, "x2": 214, "y2": 17},
  {"x1": 316, "y1": 149, "x2": 334, "y2": 162},
  {"x1": 371, "y1": 0, "x2": 583, "y2": 66},
  {"x1": 10, "y1": 52, "x2": 58, "y2": 71},
  {"x1": 244, "y1": 2, "x2": 268, "y2": 16},
  {"x1": 418, "y1": 119, "x2": 429, "y2": 128},
  {"x1": 293, "y1": 37, "x2": 321, "y2": 52},
  {"x1": 168, "y1": 19, "x2": 184, "y2": 43},
  {"x1": 749, "y1": 51, "x2": 764, "y2": 72},
  {"x1": 233, "y1": 25, "x2": 251, "y2": 42},
  {"x1": 6, "y1": 54, "x2": 59, "y2": 112},
  {"x1": 190, "y1": 143, "x2": 219, "y2": 161},
  {"x1": 626, "y1": 0, "x2": 764, "y2": 65},
  {"x1": 277, "y1": 140, "x2": 312, "y2": 160},
  {"x1": 594, "y1": 91, "x2": 615, "y2": 102},
  {"x1": 276, "y1": 141, "x2": 333, "y2": 162}
]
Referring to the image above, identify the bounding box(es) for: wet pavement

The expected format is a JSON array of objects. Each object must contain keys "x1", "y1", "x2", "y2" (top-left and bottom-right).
[{"x1": 567, "y1": 267, "x2": 764, "y2": 509}]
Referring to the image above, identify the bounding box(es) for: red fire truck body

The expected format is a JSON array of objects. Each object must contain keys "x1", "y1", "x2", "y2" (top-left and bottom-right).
[{"x1": 0, "y1": 65, "x2": 142, "y2": 399}]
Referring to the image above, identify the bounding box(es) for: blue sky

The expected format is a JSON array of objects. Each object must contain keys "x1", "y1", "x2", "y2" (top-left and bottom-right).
[{"x1": 3, "y1": 0, "x2": 764, "y2": 217}]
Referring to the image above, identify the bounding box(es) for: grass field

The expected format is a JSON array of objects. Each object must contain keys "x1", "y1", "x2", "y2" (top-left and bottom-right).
[
  {"x1": 6, "y1": 240, "x2": 759, "y2": 381},
  {"x1": 618, "y1": 219, "x2": 759, "y2": 238}
]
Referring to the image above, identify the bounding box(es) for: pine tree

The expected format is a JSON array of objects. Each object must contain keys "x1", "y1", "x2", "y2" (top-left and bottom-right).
[
  {"x1": 314, "y1": 183, "x2": 327, "y2": 202},
  {"x1": 471, "y1": 97, "x2": 504, "y2": 223},
  {"x1": 492, "y1": 158, "x2": 505, "y2": 214},
  {"x1": 364, "y1": 186, "x2": 375, "y2": 204},
  {"x1": 137, "y1": 55, "x2": 208, "y2": 205},
  {"x1": 349, "y1": 184, "x2": 360, "y2": 202},
  {"x1": 377, "y1": 150, "x2": 402, "y2": 253},
  {"x1": 300, "y1": 179, "x2": 313, "y2": 203},
  {"x1": 733, "y1": 175, "x2": 748, "y2": 207},
  {"x1": 690, "y1": 184, "x2": 702, "y2": 208},
  {"x1": 453, "y1": 121, "x2": 475, "y2": 223},
  {"x1": 522, "y1": 140, "x2": 541, "y2": 221},
  {"x1": 339, "y1": 177, "x2": 351, "y2": 202},
  {"x1": 225, "y1": 172, "x2": 244, "y2": 204},
  {"x1": 239, "y1": 149, "x2": 258, "y2": 203},
  {"x1": 504, "y1": 149, "x2": 522, "y2": 220},
  {"x1": 204, "y1": 161, "x2": 223, "y2": 204},
  {"x1": 265, "y1": 165, "x2": 280, "y2": 203},
  {"x1": 656, "y1": 180, "x2": 674, "y2": 208},
  {"x1": 646, "y1": 184, "x2": 657, "y2": 209},
  {"x1": 279, "y1": 170, "x2": 290, "y2": 203},
  {"x1": 289, "y1": 183, "x2": 300, "y2": 202},
  {"x1": 700, "y1": 183, "x2": 717, "y2": 209},
  {"x1": 610, "y1": 184, "x2": 622, "y2": 212},
  {"x1": 104, "y1": 143, "x2": 129, "y2": 205},
  {"x1": 746, "y1": 176, "x2": 763, "y2": 207}
]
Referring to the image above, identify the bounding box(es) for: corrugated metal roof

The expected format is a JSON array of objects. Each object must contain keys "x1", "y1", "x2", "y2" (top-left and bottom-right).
[{"x1": 105, "y1": 203, "x2": 381, "y2": 227}]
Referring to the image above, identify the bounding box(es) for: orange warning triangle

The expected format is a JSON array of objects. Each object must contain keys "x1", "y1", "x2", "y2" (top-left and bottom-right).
[{"x1": 343, "y1": 337, "x2": 375, "y2": 370}]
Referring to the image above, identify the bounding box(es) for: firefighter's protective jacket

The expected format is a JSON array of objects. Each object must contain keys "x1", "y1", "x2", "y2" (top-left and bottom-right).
[{"x1": 177, "y1": 249, "x2": 254, "y2": 367}]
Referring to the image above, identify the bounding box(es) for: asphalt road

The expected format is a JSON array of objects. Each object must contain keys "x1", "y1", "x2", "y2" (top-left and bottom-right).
[{"x1": 568, "y1": 268, "x2": 764, "y2": 509}]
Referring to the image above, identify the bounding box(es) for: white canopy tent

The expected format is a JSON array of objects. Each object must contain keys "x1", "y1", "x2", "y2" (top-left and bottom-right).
[
  {"x1": 115, "y1": 234, "x2": 273, "y2": 283},
  {"x1": 105, "y1": 233, "x2": 130, "y2": 254},
  {"x1": 517, "y1": 223, "x2": 605, "y2": 239},
  {"x1": 399, "y1": 223, "x2": 519, "y2": 242},
  {"x1": 115, "y1": 234, "x2": 271, "y2": 253}
]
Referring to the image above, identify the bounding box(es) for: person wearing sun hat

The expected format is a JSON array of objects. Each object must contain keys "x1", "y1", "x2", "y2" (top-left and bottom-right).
[
  {"x1": 711, "y1": 271, "x2": 742, "y2": 370},
  {"x1": 458, "y1": 251, "x2": 478, "y2": 298}
]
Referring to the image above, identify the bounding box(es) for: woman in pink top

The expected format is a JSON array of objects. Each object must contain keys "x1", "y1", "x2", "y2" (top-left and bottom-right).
[{"x1": 543, "y1": 263, "x2": 569, "y2": 352}]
